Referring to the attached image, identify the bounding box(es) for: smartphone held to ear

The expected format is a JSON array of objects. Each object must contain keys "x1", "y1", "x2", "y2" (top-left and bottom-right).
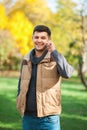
[{"x1": 46, "y1": 41, "x2": 55, "y2": 52}]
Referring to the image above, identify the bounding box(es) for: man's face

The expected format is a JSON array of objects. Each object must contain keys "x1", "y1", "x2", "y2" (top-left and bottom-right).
[{"x1": 32, "y1": 31, "x2": 50, "y2": 51}]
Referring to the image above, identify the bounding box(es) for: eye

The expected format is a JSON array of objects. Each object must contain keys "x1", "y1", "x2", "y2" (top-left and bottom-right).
[
  {"x1": 34, "y1": 36, "x2": 39, "y2": 39},
  {"x1": 41, "y1": 36, "x2": 46, "y2": 39}
]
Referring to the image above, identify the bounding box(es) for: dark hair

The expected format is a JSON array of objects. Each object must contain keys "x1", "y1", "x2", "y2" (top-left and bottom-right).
[{"x1": 33, "y1": 25, "x2": 51, "y2": 37}]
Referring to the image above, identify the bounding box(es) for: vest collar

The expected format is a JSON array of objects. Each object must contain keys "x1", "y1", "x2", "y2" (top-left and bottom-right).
[{"x1": 23, "y1": 49, "x2": 51, "y2": 63}]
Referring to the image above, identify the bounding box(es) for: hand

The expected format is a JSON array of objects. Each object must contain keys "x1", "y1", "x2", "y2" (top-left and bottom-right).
[{"x1": 46, "y1": 41, "x2": 56, "y2": 52}]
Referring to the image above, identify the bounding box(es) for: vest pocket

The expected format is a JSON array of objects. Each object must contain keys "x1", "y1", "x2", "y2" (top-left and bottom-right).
[
  {"x1": 16, "y1": 93, "x2": 26, "y2": 115},
  {"x1": 45, "y1": 89, "x2": 61, "y2": 106}
]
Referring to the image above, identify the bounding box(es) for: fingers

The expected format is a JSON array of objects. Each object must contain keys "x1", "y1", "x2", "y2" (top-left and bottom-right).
[{"x1": 46, "y1": 41, "x2": 55, "y2": 52}]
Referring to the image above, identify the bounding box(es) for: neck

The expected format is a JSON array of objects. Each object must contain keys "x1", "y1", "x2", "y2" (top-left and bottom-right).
[{"x1": 35, "y1": 49, "x2": 46, "y2": 57}]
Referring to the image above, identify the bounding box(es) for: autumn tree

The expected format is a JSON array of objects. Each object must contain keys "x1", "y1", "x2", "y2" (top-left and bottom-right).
[
  {"x1": 0, "y1": 0, "x2": 53, "y2": 71},
  {"x1": 51, "y1": 0, "x2": 87, "y2": 89},
  {"x1": 0, "y1": 0, "x2": 52, "y2": 55},
  {"x1": 48, "y1": 1, "x2": 81, "y2": 62},
  {"x1": 0, "y1": 4, "x2": 8, "y2": 29},
  {"x1": 0, "y1": 30, "x2": 21, "y2": 70},
  {"x1": 77, "y1": 0, "x2": 87, "y2": 89}
]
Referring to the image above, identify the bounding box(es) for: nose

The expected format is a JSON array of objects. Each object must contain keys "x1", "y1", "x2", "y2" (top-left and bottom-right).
[{"x1": 37, "y1": 38, "x2": 42, "y2": 42}]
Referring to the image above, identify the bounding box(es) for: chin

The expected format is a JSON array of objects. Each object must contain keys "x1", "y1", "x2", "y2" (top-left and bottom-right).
[
  {"x1": 35, "y1": 48, "x2": 44, "y2": 52},
  {"x1": 35, "y1": 46, "x2": 46, "y2": 52}
]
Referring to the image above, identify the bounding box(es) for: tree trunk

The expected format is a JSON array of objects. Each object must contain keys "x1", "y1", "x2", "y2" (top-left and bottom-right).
[
  {"x1": 79, "y1": 10, "x2": 87, "y2": 90},
  {"x1": 79, "y1": 60, "x2": 87, "y2": 90}
]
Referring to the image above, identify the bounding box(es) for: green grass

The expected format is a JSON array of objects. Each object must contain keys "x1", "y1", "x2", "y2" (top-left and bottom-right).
[
  {"x1": 0, "y1": 76, "x2": 87, "y2": 130},
  {"x1": 61, "y1": 77, "x2": 87, "y2": 130},
  {"x1": 0, "y1": 77, "x2": 21, "y2": 130}
]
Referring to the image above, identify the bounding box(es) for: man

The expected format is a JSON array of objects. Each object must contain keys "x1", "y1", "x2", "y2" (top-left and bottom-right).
[{"x1": 16, "y1": 25, "x2": 74, "y2": 130}]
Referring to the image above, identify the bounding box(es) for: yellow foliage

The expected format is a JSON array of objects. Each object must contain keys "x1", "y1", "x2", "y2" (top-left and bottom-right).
[
  {"x1": 7, "y1": 10, "x2": 34, "y2": 55},
  {"x1": 0, "y1": 0, "x2": 51, "y2": 55},
  {"x1": 25, "y1": 0, "x2": 36, "y2": 3},
  {"x1": 0, "y1": 4, "x2": 8, "y2": 29}
]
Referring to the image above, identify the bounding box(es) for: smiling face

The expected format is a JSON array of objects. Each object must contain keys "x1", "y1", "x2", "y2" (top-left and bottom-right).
[{"x1": 32, "y1": 31, "x2": 50, "y2": 52}]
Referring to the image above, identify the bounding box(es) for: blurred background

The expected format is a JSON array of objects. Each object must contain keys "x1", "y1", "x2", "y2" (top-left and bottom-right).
[{"x1": 0, "y1": 0, "x2": 87, "y2": 130}]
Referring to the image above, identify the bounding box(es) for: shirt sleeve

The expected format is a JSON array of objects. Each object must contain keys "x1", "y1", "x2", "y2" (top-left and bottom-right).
[{"x1": 51, "y1": 50, "x2": 74, "y2": 78}]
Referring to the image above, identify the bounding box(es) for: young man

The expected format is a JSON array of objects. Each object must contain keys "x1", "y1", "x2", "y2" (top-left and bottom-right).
[{"x1": 16, "y1": 25, "x2": 74, "y2": 130}]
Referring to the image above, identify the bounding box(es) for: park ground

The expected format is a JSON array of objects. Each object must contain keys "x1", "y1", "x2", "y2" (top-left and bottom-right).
[{"x1": 0, "y1": 76, "x2": 87, "y2": 130}]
